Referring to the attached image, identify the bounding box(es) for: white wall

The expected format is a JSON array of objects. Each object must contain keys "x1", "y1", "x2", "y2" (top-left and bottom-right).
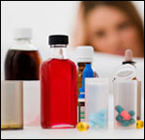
[{"x1": 1, "y1": 1, "x2": 144, "y2": 80}]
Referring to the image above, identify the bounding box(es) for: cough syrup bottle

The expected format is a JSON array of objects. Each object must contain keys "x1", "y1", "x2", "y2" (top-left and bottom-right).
[
  {"x1": 41, "y1": 35, "x2": 77, "y2": 129},
  {"x1": 5, "y1": 28, "x2": 42, "y2": 80}
]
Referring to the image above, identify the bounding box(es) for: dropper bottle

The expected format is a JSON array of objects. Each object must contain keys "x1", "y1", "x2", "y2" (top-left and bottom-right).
[{"x1": 123, "y1": 49, "x2": 141, "y2": 120}]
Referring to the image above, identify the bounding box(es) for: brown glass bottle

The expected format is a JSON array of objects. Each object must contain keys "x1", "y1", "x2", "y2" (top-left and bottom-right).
[
  {"x1": 5, "y1": 28, "x2": 42, "y2": 80},
  {"x1": 5, "y1": 50, "x2": 41, "y2": 80},
  {"x1": 77, "y1": 62, "x2": 97, "y2": 95}
]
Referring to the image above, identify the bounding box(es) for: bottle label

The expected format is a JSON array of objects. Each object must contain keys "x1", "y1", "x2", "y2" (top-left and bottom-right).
[{"x1": 79, "y1": 106, "x2": 85, "y2": 122}]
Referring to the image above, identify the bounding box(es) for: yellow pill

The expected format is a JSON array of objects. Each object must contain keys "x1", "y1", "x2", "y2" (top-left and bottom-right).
[
  {"x1": 77, "y1": 122, "x2": 90, "y2": 132},
  {"x1": 136, "y1": 120, "x2": 144, "y2": 129}
]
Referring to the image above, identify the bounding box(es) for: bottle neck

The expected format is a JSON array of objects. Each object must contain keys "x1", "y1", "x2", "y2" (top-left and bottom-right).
[
  {"x1": 11, "y1": 38, "x2": 37, "y2": 51},
  {"x1": 50, "y1": 45, "x2": 67, "y2": 59},
  {"x1": 78, "y1": 62, "x2": 91, "y2": 72}
]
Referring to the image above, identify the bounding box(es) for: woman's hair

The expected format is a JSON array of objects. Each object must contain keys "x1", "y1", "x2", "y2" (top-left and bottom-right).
[{"x1": 73, "y1": 1, "x2": 144, "y2": 48}]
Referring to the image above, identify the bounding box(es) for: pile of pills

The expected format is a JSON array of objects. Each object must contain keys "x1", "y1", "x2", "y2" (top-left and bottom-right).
[
  {"x1": 115, "y1": 105, "x2": 135, "y2": 127},
  {"x1": 88, "y1": 109, "x2": 107, "y2": 128}
]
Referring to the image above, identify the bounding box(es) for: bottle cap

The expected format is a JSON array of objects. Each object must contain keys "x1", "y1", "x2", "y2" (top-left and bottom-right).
[
  {"x1": 49, "y1": 35, "x2": 69, "y2": 45},
  {"x1": 76, "y1": 46, "x2": 94, "y2": 63},
  {"x1": 14, "y1": 28, "x2": 32, "y2": 40},
  {"x1": 114, "y1": 64, "x2": 136, "y2": 81}
]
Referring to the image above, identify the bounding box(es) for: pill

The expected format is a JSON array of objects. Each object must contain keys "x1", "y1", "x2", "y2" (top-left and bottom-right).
[
  {"x1": 99, "y1": 121, "x2": 107, "y2": 128},
  {"x1": 129, "y1": 118, "x2": 136, "y2": 125},
  {"x1": 99, "y1": 109, "x2": 107, "y2": 116},
  {"x1": 121, "y1": 120, "x2": 130, "y2": 127},
  {"x1": 116, "y1": 115, "x2": 123, "y2": 122},
  {"x1": 90, "y1": 115, "x2": 102, "y2": 125},
  {"x1": 120, "y1": 110, "x2": 131, "y2": 120},
  {"x1": 77, "y1": 122, "x2": 90, "y2": 132},
  {"x1": 128, "y1": 110, "x2": 135, "y2": 117},
  {"x1": 89, "y1": 121, "x2": 96, "y2": 128},
  {"x1": 117, "y1": 122, "x2": 121, "y2": 126},
  {"x1": 115, "y1": 105, "x2": 124, "y2": 113},
  {"x1": 136, "y1": 120, "x2": 144, "y2": 129},
  {"x1": 89, "y1": 113, "x2": 99, "y2": 121}
]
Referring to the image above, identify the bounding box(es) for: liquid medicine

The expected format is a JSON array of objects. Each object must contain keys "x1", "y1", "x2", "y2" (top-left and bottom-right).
[
  {"x1": 5, "y1": 28, "x2": 42, "y2": 80},
  {"x1": 41, "y1": 35, "x2": 77, "y2": 129}
]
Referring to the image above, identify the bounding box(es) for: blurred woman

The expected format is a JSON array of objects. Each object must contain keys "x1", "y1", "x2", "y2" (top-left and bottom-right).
[{"x1": 73, "y1": 1, "x2": 144, "y2": 57}]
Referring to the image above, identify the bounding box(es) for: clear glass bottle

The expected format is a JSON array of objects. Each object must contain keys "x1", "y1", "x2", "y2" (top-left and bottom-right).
[
  {"x1": 5, "y1": 28, "x2": 42, "y2": 80},
  {"x1": 41, "y1": 35, "x2": 77, "y2": 129}
]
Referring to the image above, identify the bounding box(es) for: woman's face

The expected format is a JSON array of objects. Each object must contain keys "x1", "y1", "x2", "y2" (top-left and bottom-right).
[{"x1": 86, "y1": 6, "x2": 144, "y2": 57}]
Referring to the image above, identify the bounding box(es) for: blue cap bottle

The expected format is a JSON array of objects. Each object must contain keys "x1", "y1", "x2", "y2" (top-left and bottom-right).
[{"x1": 79, "y1": 64, "x2": 94, "y2": 92}]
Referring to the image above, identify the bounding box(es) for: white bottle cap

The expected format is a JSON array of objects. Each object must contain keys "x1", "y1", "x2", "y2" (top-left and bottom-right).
[
  {"x1": 76, "y1": 46, "x2": 94, "y2": 63},
  {"x1": 14, "y1": 28, "x2": 32, "y2": 40},
  {"x1": 114, "y1": 64, "x2": 136, "y2": 81}
]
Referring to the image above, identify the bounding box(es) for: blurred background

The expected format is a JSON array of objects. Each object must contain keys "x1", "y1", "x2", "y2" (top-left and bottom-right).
[{"x1": 1, "y1": 1, "x2": 144, "y2": 87}]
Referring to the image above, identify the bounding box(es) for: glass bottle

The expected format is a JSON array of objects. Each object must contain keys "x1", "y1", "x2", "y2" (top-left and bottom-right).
[
  {"x1": 41, "y1": 35, "x2": 77, "y2": 129},
  {"x1": 5, "y1": 28, "x2": 42, "y2": 80}
]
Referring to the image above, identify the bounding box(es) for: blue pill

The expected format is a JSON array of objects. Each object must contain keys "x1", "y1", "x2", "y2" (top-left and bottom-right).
[
  {"x1": 89, "y1": 113, "x2": 100, "y2": 121},
  {"x1": 91, "y1": 116, "x2": 101, "y2": 125},
  {"x1": 116, "y1": 115, "x2": 123, "y2": 122},
  {"x1": 129, "y1": 118, "x2": 136, "y2": 125},
  {"x1": 128, "y1": 110, "x2": 135, "y2": 117},
  {"x1": 115, "y1": 105, "x2": 124, "y2": 113},
  {"x1": 99, "y1": 121, "x2": 107, "y2": 128},
  {"x1": 99, "y1": 109, "x2": 107, "y2": 117},
  {"x1": 121, "y1": 120, "x2": 130, "y2": 127},
  {"x1": 89, "y1": 121, "x2": 96, "y2": 128}
]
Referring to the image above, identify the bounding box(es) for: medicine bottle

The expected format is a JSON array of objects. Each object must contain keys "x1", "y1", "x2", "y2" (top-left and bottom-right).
[
  {"x1": 5, "y1": 28, "x2": 42, "y2": 80},
  {"x1": 41, "y1": 35, "x2": 77, "y2": 129},
  {"x1": 76, "y1": 46, "x2": 98, "y2": 95}
]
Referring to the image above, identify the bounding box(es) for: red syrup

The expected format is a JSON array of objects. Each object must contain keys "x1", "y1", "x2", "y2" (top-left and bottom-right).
[{"x1": 41, "y1": 58, "x2": 77, "y2": 129}]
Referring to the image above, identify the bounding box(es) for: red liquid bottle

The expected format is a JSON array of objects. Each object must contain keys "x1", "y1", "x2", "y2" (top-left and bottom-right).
[{"x1": 41, "y1": 35, "x2": 77, "y2": 129}]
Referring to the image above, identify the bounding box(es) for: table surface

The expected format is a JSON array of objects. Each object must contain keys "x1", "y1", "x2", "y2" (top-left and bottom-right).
[{"x1": 1, "y1": 96, "x2": 144, "y2": 139}]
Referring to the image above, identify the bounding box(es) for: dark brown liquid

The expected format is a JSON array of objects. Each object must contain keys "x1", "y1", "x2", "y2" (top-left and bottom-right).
[{"x1": 5, "y1": 50, "x2": 42, "y2": 80}]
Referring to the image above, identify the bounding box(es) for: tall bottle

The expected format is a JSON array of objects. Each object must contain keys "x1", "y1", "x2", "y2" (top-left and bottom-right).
[
  {"x1": 5, "y1": 28, "x2": 42, "y2": 80},
  {"x1": 41, "y1": 35, "x2": 77, "y2": 129}
]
